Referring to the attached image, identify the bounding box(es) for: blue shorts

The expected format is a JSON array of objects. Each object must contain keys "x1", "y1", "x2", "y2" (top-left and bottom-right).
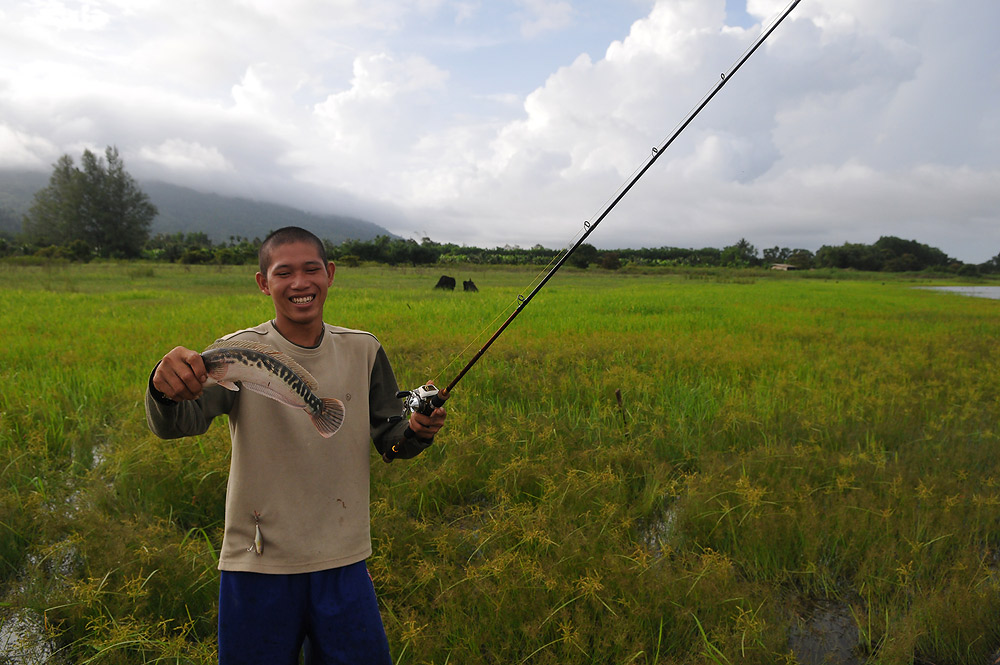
[{"x1": 218, "y1": 561, "x2": 392, "y2": 665}]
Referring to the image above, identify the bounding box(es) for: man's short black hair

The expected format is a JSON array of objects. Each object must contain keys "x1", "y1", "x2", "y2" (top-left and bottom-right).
[{"x1": 258, "y1": 227, "x2": 328, "y2": 274}]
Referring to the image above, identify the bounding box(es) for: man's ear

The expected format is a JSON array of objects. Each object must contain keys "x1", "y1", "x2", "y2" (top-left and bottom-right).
[
  {"x1": 255, "y1": 271, "x2": 270, "y2": 295},
  {"x1": 327, "y1": 262, "x2": 335, "y2": 285}
]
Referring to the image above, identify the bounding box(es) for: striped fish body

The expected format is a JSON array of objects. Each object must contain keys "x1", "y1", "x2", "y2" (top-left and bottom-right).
[{"x1": 201, "y1": 340, "x2": 345, "y2": 438}]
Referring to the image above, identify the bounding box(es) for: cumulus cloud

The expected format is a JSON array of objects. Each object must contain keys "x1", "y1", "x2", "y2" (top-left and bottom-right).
[
  {"x1": 396, "y1": 0, "x2": 1000, "y2": 260},
  {"x1": 297, "y1": 52, "x2": 450, "y2": 191},
  {"x1": 0, "y1": 0, "x2": 997, "y2": 261}
]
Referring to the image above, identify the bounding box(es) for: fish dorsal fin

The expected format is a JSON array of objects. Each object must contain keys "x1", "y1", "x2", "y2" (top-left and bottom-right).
[{"x1": 203, "y1": 339, "x2": 319, "y2": 392}]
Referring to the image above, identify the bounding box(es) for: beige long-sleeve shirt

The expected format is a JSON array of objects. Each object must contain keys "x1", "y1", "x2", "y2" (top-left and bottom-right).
[{"x1": 145, "y1": 321, "x2": 429, "y2": 573}]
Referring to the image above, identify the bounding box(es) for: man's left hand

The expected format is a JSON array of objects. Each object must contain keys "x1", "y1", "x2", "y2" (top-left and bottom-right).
[{"x1": 408, "y1": 406, "x2": 446, "y2": 440}]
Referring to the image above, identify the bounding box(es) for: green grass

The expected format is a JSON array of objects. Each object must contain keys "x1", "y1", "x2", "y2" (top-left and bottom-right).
[{"x1": 1, "y1": 261, "x2": 999, "y2": 663}]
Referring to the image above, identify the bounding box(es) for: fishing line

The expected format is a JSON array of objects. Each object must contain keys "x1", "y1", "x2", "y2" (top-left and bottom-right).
[
  {"x1": 430, "y1": 236, "x2": 580, "y2": 384},
  {"x1": 390, "y1": 0, "x2": 803, "y2": 459},
  {"x1": 430, "y1": 232, "x2": 585, "y2": 385},
  {"x1": 431, "y1": 0, "x2": 802, "y2": 385}
]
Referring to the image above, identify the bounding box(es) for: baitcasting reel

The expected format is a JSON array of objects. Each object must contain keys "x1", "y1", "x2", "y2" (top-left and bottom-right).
[
  {"x1": 382, "y1": 383, "x2": 448, "y2": 463},
  {"x1": 396, "y1": 383, "x2": 444, "y2": 417}
]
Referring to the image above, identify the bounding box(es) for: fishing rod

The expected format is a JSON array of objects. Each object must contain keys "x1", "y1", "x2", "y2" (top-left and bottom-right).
[{"x1": 385, "y1": 0, "x2": 802, "y2": 461}]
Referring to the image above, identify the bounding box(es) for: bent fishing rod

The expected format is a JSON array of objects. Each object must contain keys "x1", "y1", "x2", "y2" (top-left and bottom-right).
[{"x1": 385, "y1": 0, "x2": 802, "y2": 461}]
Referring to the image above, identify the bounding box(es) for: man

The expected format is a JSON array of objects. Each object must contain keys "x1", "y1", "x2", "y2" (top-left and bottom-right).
[{"x1": 145, "y1": 226, "x2": 446, "y2": 664}]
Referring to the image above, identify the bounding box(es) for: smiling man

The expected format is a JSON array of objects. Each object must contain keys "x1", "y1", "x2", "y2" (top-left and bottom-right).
[{"x1": 144, "y1": 226, "x2": 446, "y2": 665}]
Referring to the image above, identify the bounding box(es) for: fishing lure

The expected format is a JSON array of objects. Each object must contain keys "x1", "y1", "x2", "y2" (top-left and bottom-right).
[{"x1": 247, "y1": 511, "x2": 263, "y2": 556}]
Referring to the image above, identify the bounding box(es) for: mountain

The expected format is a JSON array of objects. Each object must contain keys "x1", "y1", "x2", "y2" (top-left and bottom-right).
[
  {"x1": 0, "y1": 170, "x2": 395, "y2": 243},
  {"x1": 0, "y1": 170, "x2": 47, "y2": 235},
  {"x1": 141, "y1": 181, "x2": 395, "y2": 244}
]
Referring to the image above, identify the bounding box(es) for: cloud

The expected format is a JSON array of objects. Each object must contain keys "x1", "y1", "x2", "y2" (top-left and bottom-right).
[
  {"x1": 387, "y1": 0, "x2": 1000, "y2": 261},
  {"x1": 516, "y1": 0, "x2": 574, "y2": 38},
  {"x1": 139, "y1": 139, "x2": 234, "y2": 173},
  {"x1": 21, "y1": 0, "x2": 112, "y2": 34},
  {"x1": 291, "y1": 52, "x2": 450, "y2": 189},
  {"x1": 0, "y1": 0, "x2": 997, "y2": 261},
  {"x1": 0, "y1": 124, "x2": 58, "y2": 169},
  {"x1": 452, "y1": 1, "x2": 479, "y2": 25}
]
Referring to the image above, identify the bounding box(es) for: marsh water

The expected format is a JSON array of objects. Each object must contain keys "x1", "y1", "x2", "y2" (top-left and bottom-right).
[{"x1": 919, "y1": 285, "x2": 1000, "y2": 299}]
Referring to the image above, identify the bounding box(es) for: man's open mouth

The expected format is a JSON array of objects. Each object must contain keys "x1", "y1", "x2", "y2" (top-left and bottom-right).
[{"x1": 290, "y1": 295, "x2": 315, "y2": 304}]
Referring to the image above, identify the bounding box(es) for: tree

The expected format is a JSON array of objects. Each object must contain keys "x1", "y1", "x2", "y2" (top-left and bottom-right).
[
  {"x1": 763, "y1": 246, "x2": 791, "y2": 264},
  {"x1": 981, "y1": 253, "x2": 1000, "y2": 274},
  {"x1": 787, "y1": 249, "x2": 815, "y2": 269},
  {"x1": 22, "y1": 146, "x2": 157, "y2": 258},
  {"x1": 815, "y1": 242, "x2": 882, "y2": 271},
  {"x1": 599, "y1": 251, "x2": 622, "y2": 270},
  {"x1": 93, "y1": 147, "x2": 158, "y2": 258},
  {"x1": 815, "y1": 237, "x2": 951, "y2": 272},
  {"x1": 873, "y1": 236, "x2": 950, "y2": 272},
  {"x1": 721, "y1": 238, "x2": 759, "y2": 267},
  {"x1": 22, "y1": 155, "x2": 83, "y2": 247},
  {"x1": 569, "y1": 243, "x2": 599, "y2": 269}
]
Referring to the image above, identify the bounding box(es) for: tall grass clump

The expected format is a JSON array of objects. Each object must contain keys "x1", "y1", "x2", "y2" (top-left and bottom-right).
[{"x1": 1, "y1": 263, "x2": 999, "y2": 663}]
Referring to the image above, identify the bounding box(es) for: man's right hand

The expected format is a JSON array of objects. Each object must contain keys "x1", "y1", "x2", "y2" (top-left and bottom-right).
[{"x1": 152, "y1": 346, "x2": 209, "y2": 401}]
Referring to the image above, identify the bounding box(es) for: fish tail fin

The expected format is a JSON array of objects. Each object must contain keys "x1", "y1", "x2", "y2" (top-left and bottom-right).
[{"x1": 311, "y1": 398, "x2": 346, "y2": 438}]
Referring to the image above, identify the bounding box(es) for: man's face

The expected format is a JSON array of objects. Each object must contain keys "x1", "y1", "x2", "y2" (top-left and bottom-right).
[{"x1": 255, "y1": 240, "x2": 335, "y2": 330}]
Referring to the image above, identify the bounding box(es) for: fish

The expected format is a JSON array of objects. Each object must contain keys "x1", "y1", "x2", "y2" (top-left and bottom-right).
[{"x1": 201, "y1": 339, "x2": 345, "y2": 438}]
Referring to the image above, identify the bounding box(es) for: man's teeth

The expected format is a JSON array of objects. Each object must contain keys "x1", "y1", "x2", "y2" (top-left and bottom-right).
[{"x1": 291, "y1": 295, "x2": 314, "y2": 304}]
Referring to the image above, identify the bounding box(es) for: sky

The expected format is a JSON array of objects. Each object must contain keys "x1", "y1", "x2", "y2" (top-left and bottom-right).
[{"x1": 1, "y1": 0, "x2": 998, "y2": 262}]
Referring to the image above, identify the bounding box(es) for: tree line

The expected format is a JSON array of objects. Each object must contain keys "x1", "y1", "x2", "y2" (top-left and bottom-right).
[{"x1": 2, "y1": 147, "x2": 998, "y2": 275}]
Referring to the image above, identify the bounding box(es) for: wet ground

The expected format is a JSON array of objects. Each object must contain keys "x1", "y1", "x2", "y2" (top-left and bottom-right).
[
  {"x1": 0, "y1": 609, "x2": 55, "y2": 664},
  {"x1": 787, "y1": 600, "x2": 862, "y2": 665}
]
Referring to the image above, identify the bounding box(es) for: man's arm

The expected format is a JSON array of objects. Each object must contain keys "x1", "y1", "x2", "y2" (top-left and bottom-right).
[
  {"x1": 369, "y1": 346, "x2": 446, "y2": 460},
  {"x1": 145, "y1": 346, "x2": 236, "y2": 439}
]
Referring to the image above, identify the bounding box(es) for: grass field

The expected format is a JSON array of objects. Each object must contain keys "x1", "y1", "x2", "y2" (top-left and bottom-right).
[{"x1": 1, "y1": 261, "x2": 999, "y2": 664}]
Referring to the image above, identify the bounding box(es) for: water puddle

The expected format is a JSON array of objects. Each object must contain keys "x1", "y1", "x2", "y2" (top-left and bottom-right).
[
  {"x1": 1, "y1": 540, "x2": 80, "y2": 663},
  {"x1": 0, "y1": 609, "x2": 56, "y2": 664},
  {"x1": 917, "y1": 286, "x2": 1000, "y2": 300}
]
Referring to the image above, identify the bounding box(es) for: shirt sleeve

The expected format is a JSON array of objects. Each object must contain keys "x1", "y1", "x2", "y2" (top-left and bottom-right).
[
  {"x1": 144, "y1": 363, "x2": 237, "y2": 439},
  {"x1": 368, "y1": 346, "x2": 434, "y2": 460}
]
